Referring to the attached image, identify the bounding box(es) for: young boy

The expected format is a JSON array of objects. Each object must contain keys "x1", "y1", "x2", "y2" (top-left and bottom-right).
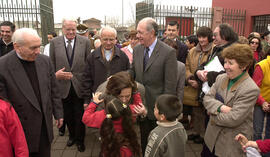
[{"x1": 145, "y1": 94, "x2": 187, "y2": 157}]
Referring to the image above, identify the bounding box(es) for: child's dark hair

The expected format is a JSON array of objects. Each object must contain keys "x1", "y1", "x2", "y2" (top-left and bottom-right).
[
  {"x1": 156, "y1": 94, "x2": 181, "y2": 121},
  {"x1": 100, "y1": 95, "x2": 141, "y2": 157},
  {"x1": 186, "y1": 35, "x2": 199, "y2": 46}
]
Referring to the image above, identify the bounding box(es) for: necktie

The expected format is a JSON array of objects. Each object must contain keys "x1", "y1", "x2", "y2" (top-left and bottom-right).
[
  {"x1": 67, "y1": 40, "x2": 72, "y2": 59},
  {"x1": 143, "y1": 47, "x2": 150, "y2": 70}
]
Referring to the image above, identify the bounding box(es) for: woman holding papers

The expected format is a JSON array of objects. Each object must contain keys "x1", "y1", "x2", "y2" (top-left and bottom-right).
[
  {"x1": 184, "y1": 26, "x2": 214, "y2": 144},
  {"x1": 203, "y1": 44, "x2": 260, "y2": 157}
]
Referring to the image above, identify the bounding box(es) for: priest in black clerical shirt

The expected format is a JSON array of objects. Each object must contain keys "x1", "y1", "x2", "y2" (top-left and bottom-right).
[{"x1": 0, "y1": 28, "x2": 63, "y2": 157}]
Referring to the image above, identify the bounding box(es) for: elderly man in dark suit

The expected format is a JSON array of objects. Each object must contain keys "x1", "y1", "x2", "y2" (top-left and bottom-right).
[
  {"x1": 50, "y1": 18, "x2": 91, "y2": 152},
  {"x1": 0, "y1": 28, "x2": 63, "y2": 157},
  {"x1": 130, "y1": 17, "x2": 178, "y2": 154},
  {"x1": 82, "y1": 26, "x2": 130, "y2": 106}
]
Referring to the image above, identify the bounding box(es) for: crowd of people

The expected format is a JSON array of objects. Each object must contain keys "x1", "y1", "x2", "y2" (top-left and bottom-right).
[{"x1": 0, "y1": 16, "x2": 270, "y2": 157}]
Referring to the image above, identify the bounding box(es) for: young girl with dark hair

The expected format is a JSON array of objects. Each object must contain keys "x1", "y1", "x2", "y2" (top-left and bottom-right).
[{"x1": 100, "y1": 95, "x2": 141, "y2": 157}]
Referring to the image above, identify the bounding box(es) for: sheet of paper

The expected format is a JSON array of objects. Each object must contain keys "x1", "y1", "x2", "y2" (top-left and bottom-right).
[{"x1": 202, "y1": 56, "x2": 225, "y2": 94}]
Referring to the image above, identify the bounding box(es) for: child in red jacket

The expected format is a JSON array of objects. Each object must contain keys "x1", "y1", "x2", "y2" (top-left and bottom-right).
[
  {"x1": 0, "y1": 98, "x2": 29, "y2": 157},
  {"x1": 100, "y1": 95, "x2": 141, "y2": 157}
]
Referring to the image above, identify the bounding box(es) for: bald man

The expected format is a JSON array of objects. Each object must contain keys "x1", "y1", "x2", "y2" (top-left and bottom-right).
[{"x1": 82, "y1": 26, "x2": 130, "y2": 106}]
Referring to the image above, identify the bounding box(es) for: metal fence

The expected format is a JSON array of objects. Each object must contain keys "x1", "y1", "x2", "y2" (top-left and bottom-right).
[
  {"x1": 136, "y1": 1, "x2": 213, "y2": 40},
  {"x1": 0, "y1": 0, "x2": 54, "y2": 44},
  {"x1": 222, "y1": 8, "x2": 246, "y2": 36},
  {"x1": 136, "y1": 0, "x2": 247, "y2": 40},
  {"x1": 253, "y1": 15, "x2": 270, "y2": 34}
]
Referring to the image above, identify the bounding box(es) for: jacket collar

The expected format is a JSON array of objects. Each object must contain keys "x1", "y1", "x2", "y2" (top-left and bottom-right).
[{"x1": 221, "y1": 71, "x2": 250, "y2": 92}]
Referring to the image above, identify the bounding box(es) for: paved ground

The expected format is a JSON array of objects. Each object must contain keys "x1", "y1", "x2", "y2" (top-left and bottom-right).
[{"x1": 51, "y1": 125, "x2": 203, "y2": 157}]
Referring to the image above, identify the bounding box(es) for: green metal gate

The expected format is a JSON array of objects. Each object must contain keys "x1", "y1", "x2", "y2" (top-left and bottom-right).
[{"x1": 0, "y1": 0, "x2": 54, "y2": 44}]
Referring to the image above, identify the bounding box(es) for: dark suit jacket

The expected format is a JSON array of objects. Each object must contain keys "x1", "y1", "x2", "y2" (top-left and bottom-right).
[
  {"x1": 176, "y1": 40, "x2": 188, "y2": 64},
  {"x1": 0, "y1": 51, "x2": 63, "y2": 152},
  {"x1": 130, "y1": 39, "x2": 178, "y2": 119},
  {"x1": 82, "y1": 46, "x2": 130, "y2": 104},
  {"x1": 50, "y1": 35, "x2": 91, "y2": 99}
]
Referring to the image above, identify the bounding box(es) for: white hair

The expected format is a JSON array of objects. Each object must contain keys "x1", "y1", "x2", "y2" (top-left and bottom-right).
[
  {"x1": 62, "y1": 18, "x2": 77, "y2": 28},
  {"x1": 100, "y1": 26, "x2": 117, "y2": 37},
  {"x1": 12, "y1": 28, "x2": 40, "y2": 45}
]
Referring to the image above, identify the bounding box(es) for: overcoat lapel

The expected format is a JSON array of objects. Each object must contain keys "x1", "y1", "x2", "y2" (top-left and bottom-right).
[
  {"x1": 72, "y1": 36, "x2": 82, "y2": 70},
  {"x1": 8, "y1": 52, "x2": 41, "y2": 112},
  {"x1": 35, "y1": 56, "x2": 47, "y2": 112},
  {"x1": 58, "y1": 37, "x2": 71, "y2": 71}
]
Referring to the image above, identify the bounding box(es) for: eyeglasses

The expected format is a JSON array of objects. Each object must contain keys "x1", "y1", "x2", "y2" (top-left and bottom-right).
[{"x1": 250, "y1": 41, "x2": 259, "y2": 45}]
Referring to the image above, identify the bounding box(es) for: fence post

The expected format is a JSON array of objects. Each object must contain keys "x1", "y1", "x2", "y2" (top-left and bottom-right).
[{"x1": 212, "y1": 7, "x2": 223, "y2": 30}]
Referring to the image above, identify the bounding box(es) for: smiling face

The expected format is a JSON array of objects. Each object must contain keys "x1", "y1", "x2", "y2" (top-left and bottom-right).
[
  {"x1": 213, "y1": 27, "x2": 227, "y2": 46},
  {"x1": 198, "y1": 36, "x2": 209, "y2": 48},
  {"x1": 62, "y1": 20, "x2": 76, "y2": 41},
  {"x1": 224, "y1": 58, "x2": 245, "y2": 79},
  {"x1": 136, "y1": 20, "x2": 155, "y2": 47},
  {"x1": 1, "y1": 26, "x2": 13, "y2": 43},
  {"x1": 166, "y1": 24, "x2": 179, "y2": 40}
]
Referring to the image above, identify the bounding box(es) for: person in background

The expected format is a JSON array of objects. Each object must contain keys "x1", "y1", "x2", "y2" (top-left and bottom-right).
[
  {"x1": 238, "y1": 36, "x2": 249, "y2": 45},
  {"x1": 180, "y1": 34, "x2": 199, "y2": 129},
  {"x1": 0, "y1": 98, "x2": 29, "y2": 157},
  {"x1": 43, "y1": 32, "x2": 57, "y2": 56},
  {"x1": 263, "y1": 34, "x2": 270, "y2": 56},
  {"x1": 121, "y1": 30, "x2": 139, "y2": 64},
  {"x1": 0, "y1": 21, "x2": 15, "y2": 57},
  {"x1": 76, "y1": 24, "x2": 89, "y2": 38},
  {"x1": 145, "y1": 94, "x2": 187, "y2": 157},
  {"x1": 248, "y1": 32, "x2": 261, "y2": 39},
  {"x1": 252, "y1": 51, "x2": 270, "y2": 146},
  {"x1": 163, "y1": 38, "x2": 185, "y2": 106},
  {"x1": 203, "y1": 44, "x2": 259, "y2": 157},
  {"x1": 185, "y1": 35, "x2": 199, "y2": 50},
  {"x1": 166, "y1": 21, "x2": 189, "y2": 64},
  {"x1": 249, "y1": 36, "x2": 265, "y2": 64},
  {"x1": 261, "y1": 31, "x2": 270, "y2": 53},
  {"x1": 185, "y1": 26, "x2": 214, "y2": 144}
]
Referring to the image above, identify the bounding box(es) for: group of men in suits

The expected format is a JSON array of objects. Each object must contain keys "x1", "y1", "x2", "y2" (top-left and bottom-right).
[{"x1": 0, "y1": 16, "x2": 183, "y2": 156}]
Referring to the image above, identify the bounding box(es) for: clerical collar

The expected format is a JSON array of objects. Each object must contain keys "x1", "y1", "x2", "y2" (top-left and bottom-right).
[{"x1": 16, "y1": 52, "x2": 35, "y2": 63}]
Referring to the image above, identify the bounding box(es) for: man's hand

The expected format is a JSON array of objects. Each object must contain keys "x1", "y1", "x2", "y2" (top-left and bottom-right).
[
  {"x1": 196, "y1": 70, "x2": 208, "y2": 82},
  {"x1": 55, "y1": 67, "x2": 73, "y2": 80},
  {"x1": 188, "y1": 80, "x2": 198, "y2": 88},
  {"x1": 55, "y1": 118, "x2": 64, "y2": 128},
  {"x1": 220, "y1": 105, "x2": 232, "y2": 113}
]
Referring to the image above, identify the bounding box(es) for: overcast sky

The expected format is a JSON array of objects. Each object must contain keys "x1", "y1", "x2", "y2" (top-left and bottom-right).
[{"x1": 53, "y1": 0, "x2": 212, "y2": 25}]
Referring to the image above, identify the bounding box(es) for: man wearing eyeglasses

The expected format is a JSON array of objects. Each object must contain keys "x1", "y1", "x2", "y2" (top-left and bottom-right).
[{"x1": 82, "y1": 26, "x2": 130, "y2": 107}]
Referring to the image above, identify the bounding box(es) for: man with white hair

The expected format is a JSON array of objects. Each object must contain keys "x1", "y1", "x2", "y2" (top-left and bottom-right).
[
  {"x1": 50, "y1": 18, "x2": 91, "y2": 152},
  {"x1": 82, "y1": 26, "x2": 130, "y2": 106},
  {"x1": 0, "y1": 28, "x2": 63, "y2": 157},
  {"x1": 129, "y1": 17, "x2": 178, "y2": 154}
]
